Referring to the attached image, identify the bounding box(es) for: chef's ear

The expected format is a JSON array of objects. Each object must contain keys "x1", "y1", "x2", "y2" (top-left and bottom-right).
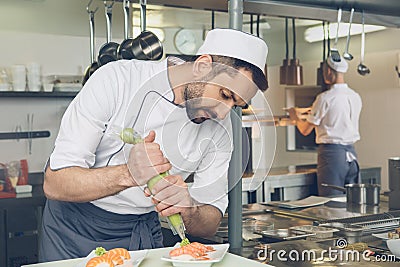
[{"x1": 192, "y1": 54, "x2": 213, "y2": 78}]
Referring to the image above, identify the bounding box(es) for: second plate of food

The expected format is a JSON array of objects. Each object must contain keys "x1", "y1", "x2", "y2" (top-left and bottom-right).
[{"x1": 161, "y1": 243, "x2": 229, "y2": 267}]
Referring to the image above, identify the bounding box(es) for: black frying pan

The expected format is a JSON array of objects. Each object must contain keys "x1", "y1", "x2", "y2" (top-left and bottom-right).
[
  {"x1": 98, "y1": 1, "x2": 119, "y2": 66},
  {"x1": 117, "y1": 0, "x2": 135, "y2": 60},
  {"x1": 82, "y1": 2, "x2": 99, "y2": 86}
]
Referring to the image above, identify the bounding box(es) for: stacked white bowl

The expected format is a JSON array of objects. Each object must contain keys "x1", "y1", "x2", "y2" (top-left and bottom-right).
[
  {"x1": 11, "y1": 65, "x2": 26, "y2": 91},
  {"x1": 27, "y1": 63, "x2": 42, "y2": 92}
]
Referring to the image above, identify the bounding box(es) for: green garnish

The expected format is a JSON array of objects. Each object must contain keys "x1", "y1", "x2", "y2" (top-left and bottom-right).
[
  {"x1": 180, "y1": 238, "x2": 190, "y2": 247},
  {"x1": 95, "y1": 247, "x2": 107, "y2": 256}
]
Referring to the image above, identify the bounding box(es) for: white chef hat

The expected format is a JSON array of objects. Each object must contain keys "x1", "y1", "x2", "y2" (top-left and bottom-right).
[
  {"x1": 196, "y1": 28, "x2": 268, "y2": 73},
  {"x1": 326, "y1": 55, "x2": 348, "y2": 73}
]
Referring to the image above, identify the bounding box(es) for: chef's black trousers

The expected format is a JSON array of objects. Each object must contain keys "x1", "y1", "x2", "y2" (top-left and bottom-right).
[
  {"x1": 317, "y1": 143, "x2": 360, "y2": 196},
  {"x1": 38, "y1": 199, "x2": 163, "y2": 262}
]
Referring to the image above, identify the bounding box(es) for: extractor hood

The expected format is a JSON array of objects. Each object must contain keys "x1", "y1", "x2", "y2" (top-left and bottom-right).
[
  {"x1": 148, "y1": 0, "x2": 400, "y2": 27},
  {"x1": 243, "y1": 0, "x2": 400, "y2": 27}
]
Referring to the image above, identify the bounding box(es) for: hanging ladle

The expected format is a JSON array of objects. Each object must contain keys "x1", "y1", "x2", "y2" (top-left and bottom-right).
[
  {"x1": 343, "y1": 8, "x2": 354, "y2": 60},
  {"x1": 357, "y1": 10, "x2": 370, "y2": 76}
]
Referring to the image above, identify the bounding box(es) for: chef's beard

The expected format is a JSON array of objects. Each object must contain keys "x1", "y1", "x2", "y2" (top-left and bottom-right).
[{"x1": 184, "y1": 82, "x2": 217, "y2": 124}]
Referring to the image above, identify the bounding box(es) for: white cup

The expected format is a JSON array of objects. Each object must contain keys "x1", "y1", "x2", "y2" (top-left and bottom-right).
[{"x1": 11, "y1": 65, "x2": 26, "y2": 91}]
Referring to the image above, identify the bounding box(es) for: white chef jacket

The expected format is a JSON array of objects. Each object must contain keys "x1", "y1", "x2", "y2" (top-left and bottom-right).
[
  {"x1": 49, "y1": 59, "x2": 233, "y2": 215},
  {"x1": 307, "y1": 83, "x2": 362, "y2": 145}
]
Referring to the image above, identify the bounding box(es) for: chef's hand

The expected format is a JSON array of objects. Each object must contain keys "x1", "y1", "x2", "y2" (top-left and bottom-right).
[
  {"x1": 127, "y1": 131, "x2": 171, "y2": 186},
  {"x1": 144, "y1": 175, "x2": 193, "y2": 217},
  {"x1": 287, "y1": 107, "x2": 299, "y2": 122}
]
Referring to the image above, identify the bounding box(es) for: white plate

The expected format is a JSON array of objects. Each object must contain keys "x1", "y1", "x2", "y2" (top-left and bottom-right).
[
  {"x1": 76, "y1": 249, "x2": 148, "y2": 267},
  {"x1": 161, "y1": 243, "x2": 229, "y2": 267},
  {"x1": 386, "y1": 239, "x2": 400, "y2": 258},
  {"x1": 372, "y1": 232, "x2": 391, "y2": 240}
]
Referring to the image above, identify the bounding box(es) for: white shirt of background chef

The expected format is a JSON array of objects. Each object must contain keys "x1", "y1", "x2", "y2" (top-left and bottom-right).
[{"x1": 307, "y1": 83, "x2": 362, "y2": 145}]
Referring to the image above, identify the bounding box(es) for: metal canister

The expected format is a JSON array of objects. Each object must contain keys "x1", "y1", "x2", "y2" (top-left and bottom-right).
[
  {"x1": 389, "y1": 157, "x2": 400, "y2": 210},
  {"x1": 389, "y1": 157, "x2": 400, "y2": 191}
]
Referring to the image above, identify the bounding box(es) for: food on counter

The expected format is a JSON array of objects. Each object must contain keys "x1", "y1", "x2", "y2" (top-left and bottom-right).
[
  {"x1": 388, "y1": 231, "x2": 400, "y2": 239},
  {"x1": 108, "y1": 248, "x2": 131, "y2": 260},
  {"x1": 344, "y1": 242, "x2": 368, "y2": 252},
  {"x1": 169, "y1": 242, "x2": 215, "y2": 260},
  {"x1": 86, "y1": 247, "x2": 131, "y2": 267},
  {"x1": 387, "y1": 228, "x2": 400, "y2": 239},
  {"x1": 86, "y1": 255, "x2": 114, "y2": 267}
]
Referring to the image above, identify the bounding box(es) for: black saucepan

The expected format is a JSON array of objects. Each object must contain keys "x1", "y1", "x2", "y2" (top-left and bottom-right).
[
  {"x1": 82, "y1": 3, "x2": 99, "y2": 86},
  {"x1": 98, "y1": 1, "x2": 119, "y2": 66},
  {"x1": 131, "y1": 31, "x2": 163, "y2": 60},
  {"x1": 117, "y1": 0, "x2": 135, "y2": 60},
  {"x1": 130, "y1": 2, "x2": 163, "y2": 60}
]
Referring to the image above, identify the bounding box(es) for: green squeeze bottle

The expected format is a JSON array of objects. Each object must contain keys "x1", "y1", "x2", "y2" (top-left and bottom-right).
[{"x1": 119, "y1": 128, "x2": 190, "y2": 246}]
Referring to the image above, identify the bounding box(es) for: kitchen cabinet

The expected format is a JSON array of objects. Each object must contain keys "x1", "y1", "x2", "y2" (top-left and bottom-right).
[{"x1": 0, "y1": 183, "x2": 46, "y2": 267}]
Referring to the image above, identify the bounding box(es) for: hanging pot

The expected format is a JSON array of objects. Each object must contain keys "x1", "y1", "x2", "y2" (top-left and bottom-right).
[
  {"x1": 130, "y1": 1, "x2": 163, "y2": 60},
  {"x1": 117, "y1": 0, "x2": 163, "y2": 60},
  {"x1": 98, "y1": 0, "x2": 119, "y2": 66},
  {"x1": 82, "y1": 0, "x2": 99, "y2": 86},
  {"x1": 280, "y1": 18, "x2": 289, "y2": 84},
  {"x1": 117, "y1": 0, "x2": 135, "y2": 59},
  {"x1": 287, "y1": 18, "x2": 303, "y2": 85}
]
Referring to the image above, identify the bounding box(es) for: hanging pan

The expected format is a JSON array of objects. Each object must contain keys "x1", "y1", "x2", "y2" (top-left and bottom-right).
[
  {"x1": 287, "y1": 18, "x2": 303, "y2": 85},
  {"x1": 98, "y1": 0, "x2": 119, "y2": 66},
  {"x1": 117, "y1": 0, "x2": 135, "y2": 59},
  {"x1": 82, "y1": 0, "x2": 99, "y2": 86},
  {"x1": 280, "y1": 18, "x2": 289, "y2": 84},
  {"x1": 130, "y1": 0, "x2": 163, "y2": 60}
]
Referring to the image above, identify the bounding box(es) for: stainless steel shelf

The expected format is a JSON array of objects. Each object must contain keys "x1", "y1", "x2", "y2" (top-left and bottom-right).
[{"x1": 0, "y1": 91, "x2": 77, "y2": 98}]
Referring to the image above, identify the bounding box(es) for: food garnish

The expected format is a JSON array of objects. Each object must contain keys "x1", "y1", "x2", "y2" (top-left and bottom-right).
[{"x1": 94, "y1": 247, "x2": 107, "y2": 256}]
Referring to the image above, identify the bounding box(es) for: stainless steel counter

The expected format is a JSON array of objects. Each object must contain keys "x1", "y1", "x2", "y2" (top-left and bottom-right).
[
  {"x1": 244, "y1": 165, "x2": 381, "y2": 204},
  {"x1": 211, "y1": 198, "x2": 399, "y2": 266}
]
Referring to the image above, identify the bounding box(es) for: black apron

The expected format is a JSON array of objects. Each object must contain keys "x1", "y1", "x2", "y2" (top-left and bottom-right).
[
  {"x1": 39, "y1": 199, "x2": 163, "y2": 262},
  {"x1": 317, "y1": 143, "x2": 360, "y2": 196}
]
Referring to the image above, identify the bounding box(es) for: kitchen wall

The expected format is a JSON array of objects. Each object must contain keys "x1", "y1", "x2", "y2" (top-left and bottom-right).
[{"x1": 0, "y1": 2, "x2": 399, "y2": 191}]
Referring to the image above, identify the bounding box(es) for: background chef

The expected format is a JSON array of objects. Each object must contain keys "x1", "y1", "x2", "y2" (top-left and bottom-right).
[{"x1": 288, "y1": 55, "x2": 362, "y2": 196}]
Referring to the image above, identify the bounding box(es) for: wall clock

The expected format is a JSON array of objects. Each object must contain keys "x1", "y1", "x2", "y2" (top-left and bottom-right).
[{"x1": 174, "y1": 29, "x2": 197, "y2": 55}]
